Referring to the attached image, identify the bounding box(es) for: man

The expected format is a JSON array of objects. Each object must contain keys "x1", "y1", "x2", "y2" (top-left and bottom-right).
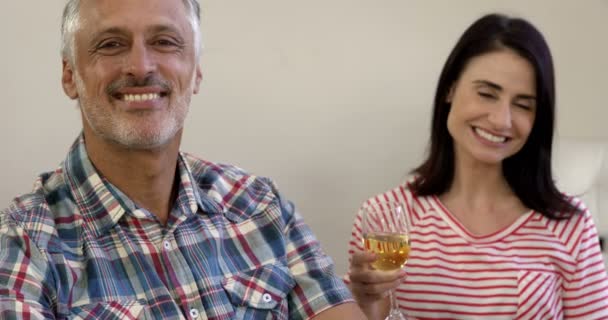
[{"x1": 0, "y1": 0, "x2": 365, "y2": 318}]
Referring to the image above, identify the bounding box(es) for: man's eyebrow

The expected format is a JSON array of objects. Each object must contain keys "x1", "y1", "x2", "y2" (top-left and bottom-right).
[
  {"x1": 473, "y1": 79, "x2": 536, "y2": 100},
  {"x1": 148, "y1": 24, "x2": 183, "y2": 35},
  {"x1": 87, "y1": 24, "x2": 183, "y2": 45},
  {"x1": 87, "y1": 27, "x2": 130, "y2": 47}
]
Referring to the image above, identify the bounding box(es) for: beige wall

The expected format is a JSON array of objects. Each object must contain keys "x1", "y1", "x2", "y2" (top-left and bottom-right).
[{"x1": 0, "y1": 1, "x2": 606, "y2": 274}]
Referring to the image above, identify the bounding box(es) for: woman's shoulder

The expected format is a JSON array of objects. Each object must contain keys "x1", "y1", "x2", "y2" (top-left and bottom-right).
[
  {"x1": 538, "y1": 194, "x2": 598, "y2": 242},
  {"x1": 362, "y1": 176, "x2": 425, "y2": 207},
  {"x1": 544, "y1": 194, "x2": 590, "y2": 222}
]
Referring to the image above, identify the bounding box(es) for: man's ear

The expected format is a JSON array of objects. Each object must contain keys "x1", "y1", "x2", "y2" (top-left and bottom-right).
[
  {"x1": 192, "y1": 65, "x2": 203, "y2": 94},
  {"x1": 62, "y1": 60, "x2": 79, "y2": 100}
]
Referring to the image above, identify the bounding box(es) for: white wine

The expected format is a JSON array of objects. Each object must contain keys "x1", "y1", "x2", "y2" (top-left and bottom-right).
[{"x1": 364, "y1": 233, "x2": 410, "y2": 271}]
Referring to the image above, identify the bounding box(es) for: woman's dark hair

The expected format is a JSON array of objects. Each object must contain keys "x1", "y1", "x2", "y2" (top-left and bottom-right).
[{"x1": 411, "y1": 13, "x2": 582, "y2": 219}]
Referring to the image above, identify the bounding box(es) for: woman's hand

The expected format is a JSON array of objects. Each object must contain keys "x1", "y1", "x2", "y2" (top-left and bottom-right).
[{"x1": 348, "y1": 251, "x2": 406, "y2": 318}]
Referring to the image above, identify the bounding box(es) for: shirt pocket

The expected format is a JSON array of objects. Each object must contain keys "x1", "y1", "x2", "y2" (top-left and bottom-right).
[
  {"x1": 222, "y1": 262, "x2": 296, "y2": 320},
  {"x1": 516, "y1": 270, "x2": 563, "y2": 320},
  {"x1": 69, "y1": 300, "x2": 145, "y2": 320}
]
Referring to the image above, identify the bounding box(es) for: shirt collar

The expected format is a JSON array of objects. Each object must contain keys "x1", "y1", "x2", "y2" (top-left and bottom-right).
[
  {"x1": 63, "y1": 134, "x2": 221, "y2": 238},
  {"x1": 174, "y1": 150, "x2": 226, "y2": 217}
]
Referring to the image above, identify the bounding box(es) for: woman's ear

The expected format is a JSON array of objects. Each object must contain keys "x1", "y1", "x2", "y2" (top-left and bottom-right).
[{"x1": 445, "y1": 84, "x2": 455, "y2": 103}]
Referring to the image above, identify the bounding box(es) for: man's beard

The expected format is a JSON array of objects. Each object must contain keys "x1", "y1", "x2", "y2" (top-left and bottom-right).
[{"x1": 75, "y1": 72, "x2": 190, "y2": 150}]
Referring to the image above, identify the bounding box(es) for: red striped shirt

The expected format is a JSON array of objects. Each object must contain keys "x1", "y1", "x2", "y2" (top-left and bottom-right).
[{"x1": 347, "y1": 181, "x2": 608, "y2": 319}]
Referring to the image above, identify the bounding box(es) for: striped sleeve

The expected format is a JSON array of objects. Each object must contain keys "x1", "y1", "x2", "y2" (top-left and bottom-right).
[
  {"x1": 345, "y1": 182, "x2": 414, "y2": 282},
  {"x1": 562, "y1": 210, "x2": 608, "y2": 319},
  {"x1": 346, "y1": 207, "x2": 365, "y2": 268}
]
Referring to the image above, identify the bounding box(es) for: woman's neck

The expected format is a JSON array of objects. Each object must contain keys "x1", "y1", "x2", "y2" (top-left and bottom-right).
[{"x1": 439, "y1": 155, "x2": 528, "y2": 236}]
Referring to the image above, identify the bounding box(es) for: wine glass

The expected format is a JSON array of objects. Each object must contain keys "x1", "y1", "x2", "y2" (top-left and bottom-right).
[{"x1": 362, "y1": 201, "x2": 411, "y2": 320}]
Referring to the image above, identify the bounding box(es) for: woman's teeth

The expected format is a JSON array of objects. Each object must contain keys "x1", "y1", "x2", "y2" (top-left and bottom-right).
[{"x1": 475, "y1": 127, "x2": 506, "y2": 143}]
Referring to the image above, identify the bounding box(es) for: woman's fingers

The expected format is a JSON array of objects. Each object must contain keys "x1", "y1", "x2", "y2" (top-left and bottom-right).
[
  {"x1": 350, "y1": 251, "x2": 377, "y2": 269},
  {"x1": 350, "y1": 269, "x2": 405, "y2": 294},
  {"x1": 349, "y1": 251, "x2": 407, "y2": 300},
  {"x1": 350, "y1": 267, "x2": 405, "y2": 284}
]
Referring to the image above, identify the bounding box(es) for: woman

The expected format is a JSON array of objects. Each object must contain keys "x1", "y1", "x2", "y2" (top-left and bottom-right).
[{"x1": 347, "y1": 13, "x2": 608, "y2": 319}]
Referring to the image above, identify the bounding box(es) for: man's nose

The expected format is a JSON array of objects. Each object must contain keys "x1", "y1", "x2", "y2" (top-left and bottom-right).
[{"x1": 123, "y1": 41, "x2": 156, "y2": 79}]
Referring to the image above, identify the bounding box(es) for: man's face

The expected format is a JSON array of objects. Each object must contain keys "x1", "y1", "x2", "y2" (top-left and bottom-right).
[{"x1": 62, "y1": 0, "x2": 202, "y2": 149}]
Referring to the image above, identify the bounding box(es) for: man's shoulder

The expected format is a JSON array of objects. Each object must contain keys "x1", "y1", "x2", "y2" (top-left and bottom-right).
[
  {"x1": 182, "y1": 153, "x2": 282, "y2": 222},
  {"x1": 2, "y1": 190, "x2": 48, "y2": 224},
  {"x1": 182, "y1": 152, "x2": 274, "y2": 188},
  {"x1": 1, "y1": 168, "x2": 72, "y2": 248}
]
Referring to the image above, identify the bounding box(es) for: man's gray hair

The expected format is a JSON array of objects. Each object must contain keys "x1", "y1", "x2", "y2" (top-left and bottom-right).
[{"x1": 60, "y1": 0, "x2": 202, "y2": 63}]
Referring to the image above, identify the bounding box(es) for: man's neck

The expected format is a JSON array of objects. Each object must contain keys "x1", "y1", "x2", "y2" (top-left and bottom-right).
[{"x1": 83, "y1": 131, "x2": 182, "y2": 226}]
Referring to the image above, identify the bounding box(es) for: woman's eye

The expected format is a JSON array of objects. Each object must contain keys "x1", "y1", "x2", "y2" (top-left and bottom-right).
[
  {"x1": 515, "y1": 103, "x2": 532, "y2": 110},
  {"x1": 478, "y1": 92, "x2": 496, "y2": 99}
]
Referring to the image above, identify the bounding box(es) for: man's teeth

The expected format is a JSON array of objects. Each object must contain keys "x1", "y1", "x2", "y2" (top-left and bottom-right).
[
  {"x1": 475, "y1": 128, "x2": 506, "y2": 143},
  {"x1": 123, "y1": 93, "x2": 160, "y2": 102}
]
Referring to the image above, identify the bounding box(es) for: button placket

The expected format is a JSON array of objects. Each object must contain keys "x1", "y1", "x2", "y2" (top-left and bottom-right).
[
  {"x1": 161, "y1": 233, "x2": 207, "y2": 320},
  {"x1": 189, "y1": 308, "x2": 200, "y2": 319}
]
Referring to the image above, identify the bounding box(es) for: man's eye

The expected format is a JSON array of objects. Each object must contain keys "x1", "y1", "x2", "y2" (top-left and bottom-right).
[
  {"x1": 154, "y1": 39, "x2": 177, "y2": 46},
  {"x1": 98, "y1": 41, "x2": 123, "y2": 49}
]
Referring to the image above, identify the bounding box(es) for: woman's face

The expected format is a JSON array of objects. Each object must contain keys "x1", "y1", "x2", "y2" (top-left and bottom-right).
[{"x1": 446, "y1": 49, "x2": 537, "y2": 167}]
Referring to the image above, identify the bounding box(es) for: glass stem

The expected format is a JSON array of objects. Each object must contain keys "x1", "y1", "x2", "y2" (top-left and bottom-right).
[
  {"x1": 386, "y1": 289, "x2": 405, "y2": 319},
  {"x1": 389, "y1": 289, "x2": 398, "y2": 313}
]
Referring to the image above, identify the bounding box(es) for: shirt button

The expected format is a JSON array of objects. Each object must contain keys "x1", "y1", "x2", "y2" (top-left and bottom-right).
[
  {"x1": 163, "y1": 241, "x2": 171, "y2": 250},
  {"x1": 262, "y1": 293, "x2": 273, "y2": 303},
  {"x1": 189, "y1": 308, "x2": 200, "y2": 319}
]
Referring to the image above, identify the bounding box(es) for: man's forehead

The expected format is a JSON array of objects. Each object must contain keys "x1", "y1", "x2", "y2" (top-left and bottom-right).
[
  {"x1": 74, "y1": 0, "x2": 193, "y2": 39},
  {"x1": 78, "y1": 0, "x2": 190, "y2": 25}
]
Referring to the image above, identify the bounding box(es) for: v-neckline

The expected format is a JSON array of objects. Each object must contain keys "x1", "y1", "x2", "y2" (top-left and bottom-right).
[{"x1": 431, "y1": 195, "x2": 535, "y2": 244}]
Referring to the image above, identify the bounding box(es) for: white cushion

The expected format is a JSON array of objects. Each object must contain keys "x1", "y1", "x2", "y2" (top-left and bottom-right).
[
  {"x1": 598, "y1": 184, "x2": 608, "y2": 235},
  {"x1": 552, "y1": 137, "x2": 606, "y2": 236},
  {"x1": 553, "y1": 138, "x2": 605, "y2": 195}
]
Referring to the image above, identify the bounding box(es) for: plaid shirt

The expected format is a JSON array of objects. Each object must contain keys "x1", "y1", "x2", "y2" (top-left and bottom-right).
[{"x1": 0, "y1": 136, "x2": 352, "y2": 319}]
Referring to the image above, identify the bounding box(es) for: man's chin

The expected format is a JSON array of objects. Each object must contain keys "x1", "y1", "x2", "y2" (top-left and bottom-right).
[
  {"x1": 119, "y1": 136, "x2": 173, "y2": 150},
  {"x1": 100, "y1": 130, "x2": 178, "y2": 151}
]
